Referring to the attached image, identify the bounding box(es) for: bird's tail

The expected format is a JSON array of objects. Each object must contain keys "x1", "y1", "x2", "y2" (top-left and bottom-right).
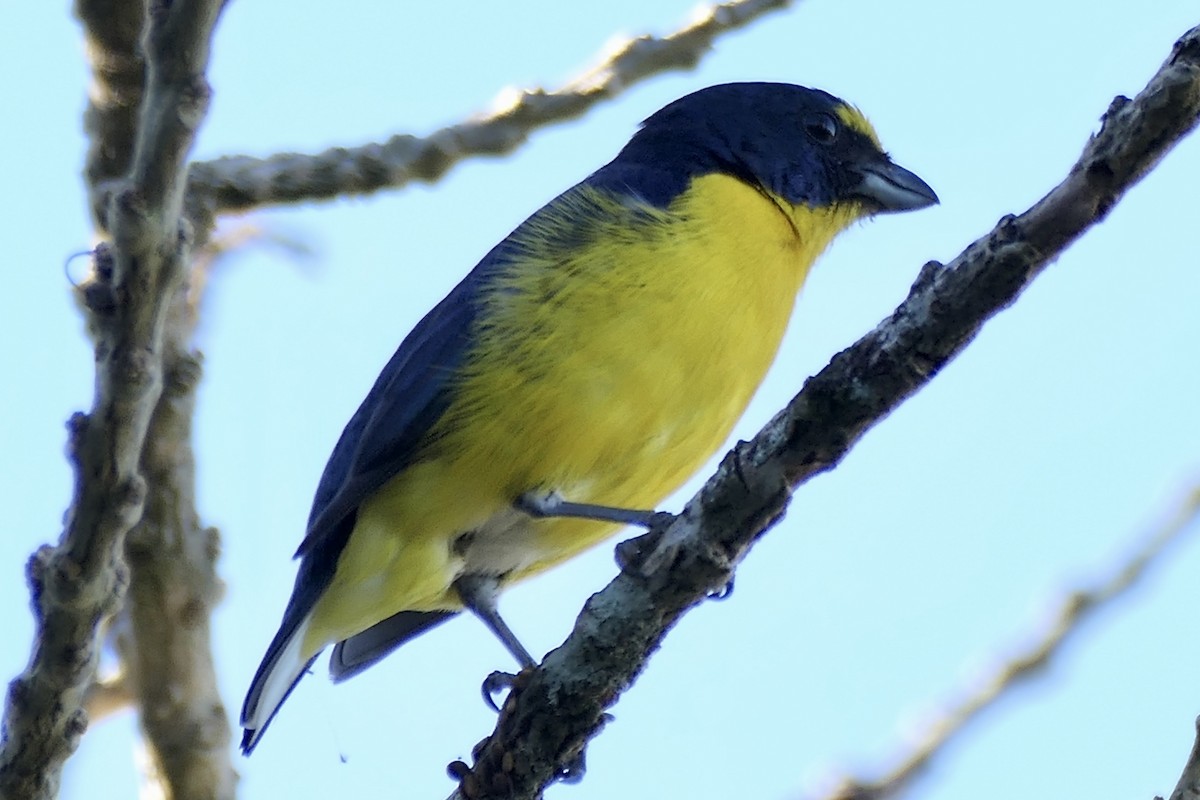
[
  {"x1": 330, "y1": 609, "x2": 457, "y2": 682},
  {"x1": 240, "y1": 613, "x2": 317, "y2": 755}
]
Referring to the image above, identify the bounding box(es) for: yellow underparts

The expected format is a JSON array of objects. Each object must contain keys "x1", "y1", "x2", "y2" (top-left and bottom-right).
[{"x1": 304, "y1": 173, "x2": 864, "y2": 657}]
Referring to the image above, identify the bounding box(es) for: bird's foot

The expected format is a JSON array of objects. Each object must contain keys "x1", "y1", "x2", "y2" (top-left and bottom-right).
[
  {"x1": 613, "y1": 515, "x2": 735, "y2": 599},
  {"x1": 613, "y1": 528, "x2": 664, "y2": 574},
  {"x1": 708, "y1": 576, "x2": 734, "y2": 601},
  {"x1": 480, "y1": 668, "x2": 531, "y2": 713},
  {"x1": 554, "y1": 712, "x2": 613, "y2": 783},
  {"x1": 556, "y1": 749, "x2": 587, "y2": 784}
]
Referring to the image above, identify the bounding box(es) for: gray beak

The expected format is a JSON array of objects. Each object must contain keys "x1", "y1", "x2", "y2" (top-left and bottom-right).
[{"x1": 851, "y1": 156, "x2": 939, "y2": 213}]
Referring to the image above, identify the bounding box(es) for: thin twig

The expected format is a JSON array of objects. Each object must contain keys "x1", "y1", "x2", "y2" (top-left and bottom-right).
[
  {"x1": 84, "y1": 673, "x2": 135, "y2": 724},
  {"x1": 820, "y1": 484, "x2": 1200, "y2": 800},
  {"x1": 185, "y1": 0, "x2": 792, "y2": 219},
  {"x1": 449, "y1": 23, "x2": 1200, "y2": 800}
]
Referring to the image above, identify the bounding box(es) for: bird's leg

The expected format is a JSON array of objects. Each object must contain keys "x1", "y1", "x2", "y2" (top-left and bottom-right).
[
  {"x1": 453, "y1": 574, "x2": 536, "y2": 710},
  {"x1": 454, "y1": 574, "x2": 536, "y2": 668},
  {"x1": 519, "y1": 491, "x2": 680, "y2": 579},
  {"x1": 455, "y1": 567, "x2": 604, "y2": 783},
  {"x1": 516, "y1": 490, "x2": 675, "y2": 529}
]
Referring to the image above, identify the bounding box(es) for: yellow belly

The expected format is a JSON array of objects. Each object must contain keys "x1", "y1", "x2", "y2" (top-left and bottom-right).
[{"x1": 304, "y1": 173, "x2": 861, "y2": 654}]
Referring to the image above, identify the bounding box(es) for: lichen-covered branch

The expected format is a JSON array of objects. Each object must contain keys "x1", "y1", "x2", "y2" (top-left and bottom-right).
[
  {"x1": 450, "y1": 23, "x2": 1200, "y2": 800},
  {"x1": 0, "y1": 2, "x2": 227, "y2": 799},
  {"x1": 818, "y1": 484, "x2": 1200, "y2": 800},
  {"x1": 184, "y1": 0, "x2": 791, "y2": 220}
]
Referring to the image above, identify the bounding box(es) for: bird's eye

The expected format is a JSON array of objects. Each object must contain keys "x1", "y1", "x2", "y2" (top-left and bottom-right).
[{"x1": 803, "y1": 112, "x2": 838, "y2": 145}]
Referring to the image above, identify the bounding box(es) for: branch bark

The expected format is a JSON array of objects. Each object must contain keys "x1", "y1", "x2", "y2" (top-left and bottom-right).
[
  {"x1": 183, "y1": 0, "x2": 791, "y2": 221},
  {"x1": 76, "y1": 0, "x2": 145, "y2": 228},
  {"x1": 450, "y1": 22, "x2": 1200, "y2": 800},
  {"x1": 120, "y1": 309, "x2": 233, "y2": 798},
  {"x1": 0, "y1": 2, "x2": 227, "y2": 798}
]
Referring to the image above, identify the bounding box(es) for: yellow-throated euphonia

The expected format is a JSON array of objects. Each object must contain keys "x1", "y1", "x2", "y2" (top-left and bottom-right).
[{"x1": 241, "y1": 82, "x2": 937, "y2": 753}]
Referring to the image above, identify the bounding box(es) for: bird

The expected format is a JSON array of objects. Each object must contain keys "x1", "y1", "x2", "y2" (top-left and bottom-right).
[{"x1": 240, "y1": 81, "x2": 938, "y2": 754}]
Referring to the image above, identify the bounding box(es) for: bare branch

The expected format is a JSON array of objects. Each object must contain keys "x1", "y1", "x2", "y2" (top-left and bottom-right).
[
  {"x1": 84, "y1": 671, "x2": 135, "y2": 724},
  {"x1": 449, "y1": 23, "x2": 1200, "y2": 800},
  {"x1": 121, "y1": 337, "x2": 234, "y2": 799},
  {"x1": 184, "y1": 0, "x2": 791, "y2": 218},
  {"x1": 84, "y1": 673, "x2": 135, "y2": 724},
  {"x1": 0, "y1": 1, "x2": 227, "y2": 797},
  {"x1": 818, "y1": 483, "x2": 1200, "y2": 800}
]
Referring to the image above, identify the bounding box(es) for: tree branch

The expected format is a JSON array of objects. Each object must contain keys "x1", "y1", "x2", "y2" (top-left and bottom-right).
[
  {"x1": 184, "y1": 0, "x2": 791, "y2": 220},
  {"x1": 121, "y1": 336, "x2": 234, "y2": 799},
  {"x1": 0, "y1": 2, "x2": 227, "y2": 798},
  {"x1": 818, "y1": 483, "x2": 1200, "y2": 800},
  {"x1": 75, "y1": 0, "x2": 145, "y2": 227},
  {"x1": 450, "y1": 22, "x2": 1200, "y2": 800},
  {"x1": 84, "y1": 672, "x2": 134, "y2": 724}
]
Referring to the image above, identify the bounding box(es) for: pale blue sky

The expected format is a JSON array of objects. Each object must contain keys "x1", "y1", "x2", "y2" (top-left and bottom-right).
[{"x1": 3, "y1": 2, "x2": 1199, "y2": 799}]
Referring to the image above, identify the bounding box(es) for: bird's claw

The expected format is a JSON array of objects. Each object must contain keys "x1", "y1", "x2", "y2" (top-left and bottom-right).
[
  {"x1": 614, "y1": 529, "x2": 660, "y2": 574},
  {"x1": 707, "y1": 576, "x2": 734, "y2": 601},
  {"x1": 613, "y1": 508, "x2": 678, "y2": 575},
  {"x1": 641, "y1": 510, "x2": 677, "y2": 530},
  {"x1": 612, "y1": 513, "x2": 675, "y2": 576},
  {"x1": 556, "y1": 750, "x2": 587, "y2": 783},
  {"x1": 481, "y1": 670, "x2": 519, "y2": 712},
  {"x1": 554, "y1": 711, "x2": 612, "y2": 783}
]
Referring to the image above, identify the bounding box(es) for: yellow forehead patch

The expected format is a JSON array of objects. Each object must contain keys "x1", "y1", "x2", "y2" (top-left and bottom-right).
[{"x1": 836, "y1": 104, "x2": 881, "y2": 149}]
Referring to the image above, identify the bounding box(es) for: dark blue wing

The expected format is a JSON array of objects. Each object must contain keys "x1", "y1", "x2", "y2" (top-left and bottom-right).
[
  {"x1": 297, "y1": 271, "x2": 485, "y2": 559},
  {"x1": 282, "y1": 262, "x2": 496, "y2": 624}
]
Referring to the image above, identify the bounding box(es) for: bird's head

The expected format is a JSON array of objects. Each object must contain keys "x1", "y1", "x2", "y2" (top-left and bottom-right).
[{"x1": 623, "y1": 82, "x2": 938, "y2": 217}]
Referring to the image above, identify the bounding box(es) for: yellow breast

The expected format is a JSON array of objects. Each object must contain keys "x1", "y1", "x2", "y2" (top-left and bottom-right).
[{"x1": 437, "y1": 173, "x2": 861, "y2": 561}]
